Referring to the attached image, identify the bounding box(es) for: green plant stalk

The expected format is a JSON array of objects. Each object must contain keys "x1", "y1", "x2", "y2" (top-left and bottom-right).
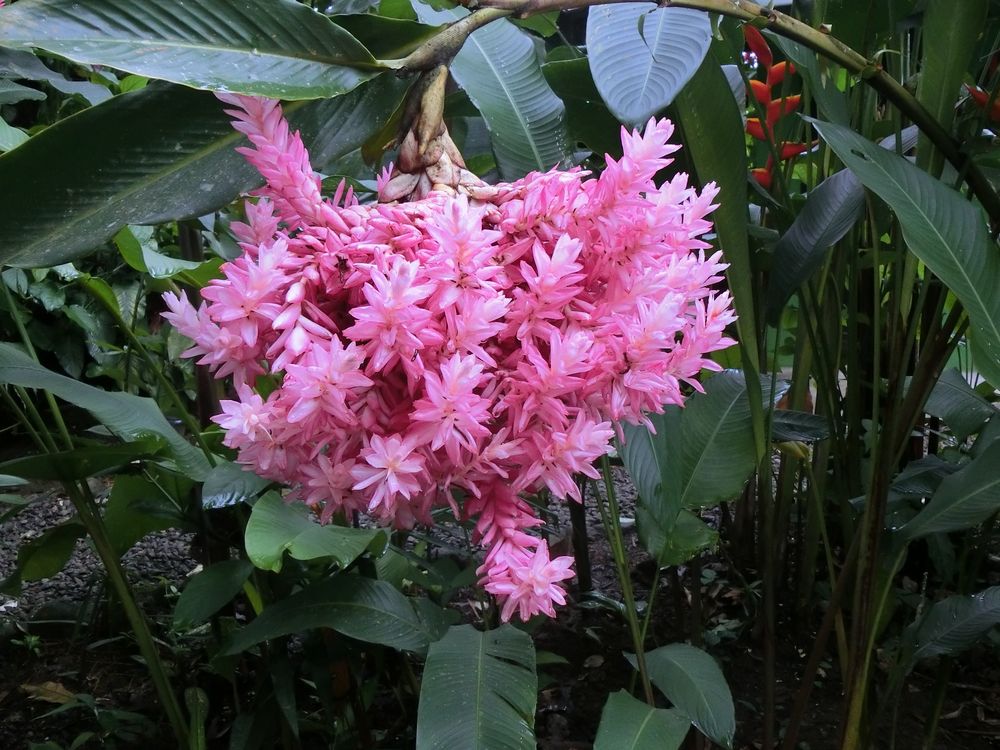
[
  {"x1": 1, "y1": 280, "x2": 190, "y2": 747},
  {"x1": 596, "y1": 455, "x2": 655, "y2": 705}
]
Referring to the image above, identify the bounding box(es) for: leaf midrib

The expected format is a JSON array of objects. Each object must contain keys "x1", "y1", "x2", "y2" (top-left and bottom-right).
[{"x1": 25, "y1": 37, "x2": 383, "y2": 71}]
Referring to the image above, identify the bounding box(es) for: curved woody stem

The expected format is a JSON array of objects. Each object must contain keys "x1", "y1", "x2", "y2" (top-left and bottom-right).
[{"x1": 400, "y1": 0, "x2": 1000, "y2": 226}]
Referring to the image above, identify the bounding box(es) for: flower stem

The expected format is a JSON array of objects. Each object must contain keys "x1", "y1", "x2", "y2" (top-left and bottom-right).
[{"x1": 596, "y1": 455, "x2": 655, "y2": 705}]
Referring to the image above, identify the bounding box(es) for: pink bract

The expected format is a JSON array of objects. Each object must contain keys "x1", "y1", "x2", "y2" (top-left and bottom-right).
[{"x1": 162, "y1": 94, "x2": 736, "y2": 622}]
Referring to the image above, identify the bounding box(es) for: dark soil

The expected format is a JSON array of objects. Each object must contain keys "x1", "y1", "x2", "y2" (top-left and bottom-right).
[{"x1": 2, "y1": 477, "x2": 999, "y2": 749}]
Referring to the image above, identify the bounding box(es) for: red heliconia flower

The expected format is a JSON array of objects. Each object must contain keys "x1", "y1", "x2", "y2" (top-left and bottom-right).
[
  {"x1": 750, "y1": 166, "x2": 773, "y2": 190},
  {"x1": 966, "y1": 84, "x2": 1000, "y2": 123},
  {"x1": 767, "y1": 61, "x2": 796, "y2": 88},
  {"x1": 746, "y1": 117, "x2": 768, "y2": 141},
  {"x1": 779, "y1": 141, "x2": 816, "y2": 160},
  {"x1": 744, "y1": 25, "x2": 773, "y2": 70},
  {"x1": 767, "y1": 95, "x2": 801, "y2": 126}
]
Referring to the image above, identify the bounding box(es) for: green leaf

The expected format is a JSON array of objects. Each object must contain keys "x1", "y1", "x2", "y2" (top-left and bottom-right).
[
  {"x1": 102, "y1": 475, "x2": 179, "y2": 556},
  {"x1": 0, "y1": 74, "x2": 409, "y2": 268},
  {"x1": 0, "y1": 342, "x2": 211, "y2": 480},
  {"x1": 202, "y1": 460, "x2": 270, "y2": 509},
  {"x1": 333, "y1": 15, "x2": 442, "y2": 59},
  {"x1": 923, "y1": 369, "x2": 995, "y2": 441},
  {"x1": 809, "y1": 117, "x2": 1000, "y2": 388},
  {"x1": 542, "y1": 58, "x2": 622, "y2": 156},
  {"x1": 0, "y1": 79, "x2": 46, "y2": 105},
  {"x1": 174, "y1": 559, "x2": 254, "y2": 628},
  {"x1": 416, "y1": 624, "x2": 536, "y2": 750},
  {"x1": 0, "y1": 441, "x2": 161, "y2": 482},
  {"x1": 594, "y1": 690, "x2": 689, "y2": 750},
  {"x1": 653, "y1": 510, "x2": 718, "y2": 566},
  {"x1": 906, "y1": 586, "x2": 1000, "y2": 662},
  {"x1": 586, "y1": 5, "x2": 712, "y2": 126},
  {"x1": 623, "y1": 371, "x2": 780, "y2": 562},
  {"x1": 899, "y1": 439, "x2": 1000, "y2": 540},
  {"x1": 0, "y1": 47, "x2": 111, "y2": 105},
  {"x1": 20, "y1": 522, "x2": 86, "y2": 582},
  {"x1": 771, "y1": 410, "x2": 831, "y2": 443},
  {"x1": 0, "y1": 118, "x2": 27, "y2": 151},
  {"x1": 914, "y1": 0, "x2": 987, "y2": 174},
  {"x1": 0, "y1": 0, "x2": 381, "y2": 100},
  {"x1": 766, "y1": 168, "x2": 863, "y2": 324},
  {"x1": 671, "y1": 53, "x2": 758, "y2": 380},
  {"x1": 413, "y1": 2, "x2": 572, "y2": 179},
  {"x1": 114, "y1": 226, "x2": 204, "y2": 280},
  {"x1": 244, "y1": 491, "x2": 382, "y2": 572},
  {"x1": 224, "y1": 575, "x2": 444, "y2": 653},
  {"x1": 629, "y1": 643, "x2": 735, "y2": 749}
]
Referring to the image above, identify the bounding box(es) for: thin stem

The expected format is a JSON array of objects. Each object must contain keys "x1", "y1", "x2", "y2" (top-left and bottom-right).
[{"x1": 596, "y1": 455, "x2": 655, "y2": 705}]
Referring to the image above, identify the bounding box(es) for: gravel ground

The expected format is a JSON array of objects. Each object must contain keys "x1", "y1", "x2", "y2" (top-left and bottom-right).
[{"x1": 0, "y1": 481, "x2": 198, "y2": 623}]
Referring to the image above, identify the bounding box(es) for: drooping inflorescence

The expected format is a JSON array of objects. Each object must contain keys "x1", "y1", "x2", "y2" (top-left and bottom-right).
[{"x1": 163, "y1": 94, "x2": 736, "y2": 622}]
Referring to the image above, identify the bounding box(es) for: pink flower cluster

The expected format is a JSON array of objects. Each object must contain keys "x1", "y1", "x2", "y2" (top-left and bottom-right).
[{"x1": 163, "y1": 94, "x2": 735, "y2": 622}]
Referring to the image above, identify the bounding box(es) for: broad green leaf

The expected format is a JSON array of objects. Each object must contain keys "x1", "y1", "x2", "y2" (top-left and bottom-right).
[
  {"x1": 594, "y1": 690, "x2": 688, "y2": 750},
  {"x1": 906, "y1": 586, "x2": 1000, "y2": 661},
  {"x1": 891, "y1": 456, "x2": 960, "y2": 498},
  {"x1": 0, "y1": 474, "x2": 28, "y2": 487},
  {"x1": 103, "y1": 475, "x2": 180, "y2": 555},
  {"x1": 0, "y1": 342, "x2": 211, "y2": 480},
  {"x1": 542, "y1": 58, "x2": 622, "y2": 157},
  {"x1": 0, "y1": 79, "x2": 45, "y2": 105},
  {"x1": 202, "y1": 460, "x2": 270, "y2": 509},
  {"x1": 0, "y1": 441, "x2": 161, "y2": 482},
  {"x1": 174, "y1": 559, "x2": 254, "y2": 628},
  {"x1": 114, "y1": 226, "x2": 204, "y2": 280},
  {"x1": 0, "y1": 118, "x2": 27, "y2": 151},
  {"x1": 20, "y1": 522, "x2": 86, "y2": 582},
  {"x1": 0, "y1": 75, "x2": 409, "y2": 268},
  {"x1": 0, "y1": 0, "x2": 381, "y2": 100},
  {"x1": 899, "y1": 439, "x2": 1000, "y2": 540},
  {"x1": 413, "y1": 2, "x2": 572, "y2": 179},
  {"x1": 623, "y1": 371, "x2": 781, "y2": 562},
  {"x1": 914, "y1": 0, "x2": 987, "y2": 174},
  {"x1": 672, "y1": 54, "x2": 759, "y2": 381},
  {"x1": 587, "y1": 5, "x2": 712, "y2": 126},
  {"x1": 771, "y1": 410, "x2": 831, "y2": 443},
  {"x1": 652, "y1": 510, "x2": 718, "y2": 566},
  {"x1": 417, "y1": 624, "x2": 536, "y2": 750},
  {"x1": 766, "y1": 169, "x2": 863, "y2": 324},
  {"x1": 244, "y1": 491, "x2": 382, "y2": 572},
  {"x1": 809, "y1": 118, "x2": 1000, "y2": 387},
  {"x1": 333, "y1": 15, "x2": 442, "y2": 60},
  {"x1": 923, "y1": 369, "x2": 995, "y2": 441},
  {"x1": 629, "y1": 644, "x2": 735, "y2": 749},
  {"x1": 224, "y1": 575, "x2": 445, "y2": 653},
  {"x1": 0, "y1": 48, "x2": 110, "y2": 104}
]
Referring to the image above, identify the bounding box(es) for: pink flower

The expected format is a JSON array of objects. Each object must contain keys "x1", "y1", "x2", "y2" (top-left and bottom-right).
[
  {"x1": 484, "y1": 540, "x2": 576, "y2": 621},
  {"x1": 163, "y1": 96, "x2": 738, "y2": 622},
  {"x1": 351, "y1": 434, "x2": 425, "y2": 517}
]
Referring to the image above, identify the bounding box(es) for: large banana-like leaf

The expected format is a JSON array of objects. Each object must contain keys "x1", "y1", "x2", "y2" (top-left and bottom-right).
[
  {"x1": 0, "y1": 0, "x2": 381, "y2": 99},
  {"x1": 906, "y1": 586, "x2": 1000, "y2": 662},
  {"x1": 0, "y1": 75, "x2": 409, "y2": 268},
  {"x1": 621, "y1": 371, "x2": 784, "y2": 563},
  {"x1": 765, "y1": 168, "x2": 863, "y2": 324},
  {"x1": 627, "y1": 644, "x2": 735, "y2": 749},
  {"x1": 0, "y1": 342, "x2": 211, "y2": 480},
  {"x1": 416, "y1": 624, "x2": 536, "y2": 750},
  {"x1": 594, "y1": 690, "x2": 688, "y2": 750},
  {"x1": 587, "y1": 5, "x2": 712, "y2": 127},
  {"x1": 899, "y1": 439, "x2": 1000, "y2": 540},
  {"x1": 810, "y1": 118, "x2": 1000, "y2": 387},
  {"x1": 413, "y1": 2, "x2": 572, "y2": 179},
  {"x1": 923, "y1": 369, "x2": 996, "y2": 441},
  {"x1": 224, "y1": 576, "x2": 448, "y2": 654}
]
